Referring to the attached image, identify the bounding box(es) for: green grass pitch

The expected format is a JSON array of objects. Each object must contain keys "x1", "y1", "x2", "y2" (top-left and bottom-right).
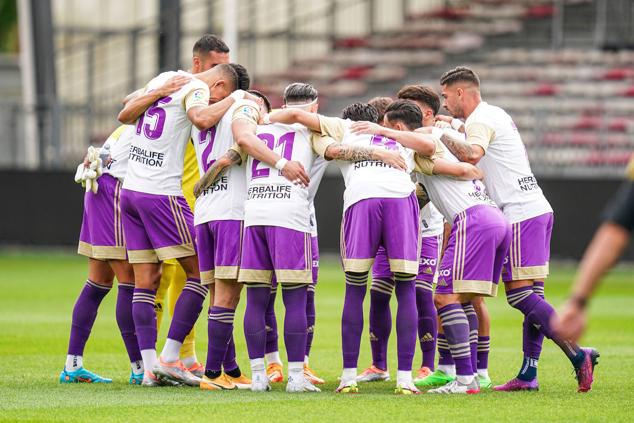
[{"x1": 0, "y1": 251, "x2": 633, "y2": 422}]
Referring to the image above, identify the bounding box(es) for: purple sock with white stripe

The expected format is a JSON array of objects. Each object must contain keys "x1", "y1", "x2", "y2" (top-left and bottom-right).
[
  {"x1": 132, "y1": 288, "x2": 157, "y2": 351},
  {"x1": 205, "y1": 306, "x2": 235, "y2": 373},
  {"x1": 438, "y1": 303, "x2": 472, "y2": 377},
  {"x1": 166, "y1": 278, "x2": 207, "y2": 343}
]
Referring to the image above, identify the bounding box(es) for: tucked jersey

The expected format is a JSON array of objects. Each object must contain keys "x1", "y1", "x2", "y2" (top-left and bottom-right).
[
  {"x1": 102, "y1": 125, "x2": 133, "y2": 181},
  {"x1": 416, "y1": 138, "x2": 496, "y2": 222},
  {"x1": 192, "y1": 100, "x2": 251, "y2": 225},
  {"x1": 465, "y1": 101, "x2": 552, "y2": 223},
  {"x1": 308, "y1": 156, "x2": 329, "y2": 236},
  {"x1": 123, "y1": 71, "x2": 209, "y2": 196},
  {"x1": 316, "y1": 116, "x2": 416, "y2": 212},
  {"x1": 420, "y1": 202, "x2": 444, "y2": 237}
]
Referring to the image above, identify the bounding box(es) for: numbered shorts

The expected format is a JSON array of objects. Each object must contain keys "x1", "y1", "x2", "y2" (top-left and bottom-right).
[
  {"x1": 502, "y1": 212, "x2": 554, "y2": 282},
  {"x1": 195, "y1": 220, "x2": 243, "y2": 285},
  {"x1": 436, "y1": 205, "x2": 511, "y2": 297},
  {"x1": 371, "y1": 233, "x2": 442, "y2": 294},
  {"x1": 120, "y1": 188, "x2": 196, "y2": 263},
  {"x1": 341, "y1": 193, "x2": 420, "y2": 275},
  {"x1": 78, "y1": 173, "x2": 127, "y2": 260},
  {"x1": 239, "y1": 225, "x2": 313, "y2": 285}
]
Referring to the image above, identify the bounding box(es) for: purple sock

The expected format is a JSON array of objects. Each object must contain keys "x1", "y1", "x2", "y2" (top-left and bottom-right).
[
  {"x1": 265, "y1": 287, "x2": 278, "y2": 354},
  {"x1": 305, "y1": 286, "x2": 316, "y2": 358},
  {"x1": 394, "y1": 275, "x2": 417, "y2": 372},
  {"x1": 477, "y1": 336, "x2": 490, "y2": 371},
  {"x1": 437, "y1": 333, "x2": 454, "y2": 366},
  {"x1": 507, "y1": 286, "x2": 582, "y2": 364},
  {"x1": 223, "y1": 335, "x2": 238, "y2": 372},
  {"x1": 244, "y1": 286, "x2": 270, "y2": 359},
  {"x1": 67, "y1": 280, "x2": 111, "y2": 356},
  {"x1": 281, "y1": 285, "x2": 308, "y2": 363},
  {"x1": 462, "y1": 302, "x2": 479, "y2": 374},
  {"x1": 166, "y1": 278, "x2": 207, "y2": 343},
  {"x1": 438, "y1": 303, "x2": 472, "y2": 377},
  {"x1": 116, "y1": 282, "x2": 141, "y2": 363},
  {"x1": 369, "y1": 278, "x2": 392, "y2": 370},
  {"x1": 205, "y1": 306, "x2": 235, "y2": 373},
  {"x1": 416, "y1": 281, "x2": 436, "y2": 370},
  {"x1": 523, "y1": 281, "x2": 546, "y2": 360},
  {"x1": 342, "y1": 272, "x2": 367, "y2": 369},
  {"x1": 132, "y1": 288, "x2": 157, "y2": 351}
]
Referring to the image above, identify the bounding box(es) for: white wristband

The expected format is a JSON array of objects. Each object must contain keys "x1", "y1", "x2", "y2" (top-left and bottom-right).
[
  {"x1": 263, "y1": 113, "x2": 271, "y2": 125},
  {"x1": 431, "y1": 127, "x2": 444, "y2": 139},
  {"x1": 451, "y1": 118, "x2": 463, "y2": 131},
  {"x1": 275, "y1": 158, "x2": 288, "y2": 170},
  {"x1": 230, "y1": 90, "x2": 246, "y2": 101}
]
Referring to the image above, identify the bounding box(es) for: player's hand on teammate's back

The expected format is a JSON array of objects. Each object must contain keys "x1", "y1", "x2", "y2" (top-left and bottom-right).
[
  {"x1": 435, "y1": 115, "x2": 453, "y2": 124},
  {"x1": 435, "y1": 120, "x2": 452, "y2": 129},
  {"x1": 350, "y1": 121, "x2": 383, "y2": 135},
  {"x1": 552, "y1": 300, "x2": 587, "y2": 344},
  {"x1": 374, "y1": 149, "x2": 407, "y2": 171},
  {"x1": 281, "y1": 161, "x2": 310, "y2": 188},
  {"x1": 157, "y1": 75, "x2": 191, "y2": 97}
]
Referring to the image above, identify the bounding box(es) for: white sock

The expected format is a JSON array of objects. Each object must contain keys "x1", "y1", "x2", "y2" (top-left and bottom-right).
[
  {"x1": 288, "y1": 362, "x2": 303, "y2": 380},
  {"x1": 181, "y1": 355, "x2": 197, "y2": 368},
  {"x1": 160, "y1": 339, "x2": 182, "y2": 363},
  {"x1": 65, "y1": 354, "x2": 83, "y2": 371},
  {"x1": 477, "y1": 369, "x2": 489, "y2": 379},
  {"x1": 341, "y1": 368, "x2": 357, "y2": 383},
  {"x1": 397, "y1": 370, "x2": 412, "y2": 385},
  {"x1": 250, "y1": 357, "x2": 265, "y2": 372},
  {"x1": 131, "y1": 360, "x2": 144, "y2": 375},
  {"x1": 438, "y1": 364, "x2": 456, "y2": 378},
  {"x1": 141, "y1": 349, "x2": 158, "y2": 372},
  {"x1": 457, "y1": 374, "x2": 474, "y2": 385},
  {"x1": 304, "y1": 355, "x2": 310, "y2": 365},
  {"x1": 265, "y1": 351, "x2": 282, "y2": 365}
]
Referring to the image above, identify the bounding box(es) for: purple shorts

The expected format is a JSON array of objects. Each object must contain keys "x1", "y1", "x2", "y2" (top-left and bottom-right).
[
  {"x1": 371, "y1": 233, "x2": 442, "y2": 293},
  {"x1": 195, "y1": 220, "x2": 243, "y2": 285},
  {"x1": 120, "y1": 188, "x2": 196, "y2": 264},
  {"x1": 342, "y1": 194, "x2": 420, "y2": 275},
  {"x1": 78, "y1": 174, "x2": 127, "y2": 260},
  {"x1": 436, "y1": 205, "x2": 511, "y2": 297},
  {"x1": 502, "y1": 212, "x2": 554, "y2": 282},
  {"x1": 311, "y1": 236, "x2": 319, "y2": 285},
  {"x1": 239, "y1": 226, "x2": 312, "y2": 285}
]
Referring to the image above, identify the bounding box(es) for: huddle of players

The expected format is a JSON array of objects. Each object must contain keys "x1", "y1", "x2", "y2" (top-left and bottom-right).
[{"x1": 60, "y1": 33, "x2": 600, "y2": 394}]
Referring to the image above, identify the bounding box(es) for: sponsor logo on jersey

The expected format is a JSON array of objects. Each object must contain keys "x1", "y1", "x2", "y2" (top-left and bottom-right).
[
  {"x1": 369, "y1": 332, "x2": 379, "y2": 342},
  {"x1": 201, "y1": 175, "x2": 228, "y2": 195},
  {"x1": 129, "y1": 146, "x2": 164, "y2": 167},
  {"x1": 420, "y1": 258, "x2": 437, "y2": 266},
  {"x1": 437, "y1": 278, "x2": 448, "y2": 287},
  {"x1": 438, "y1": 268, "x2": 451, "y2": 278},
  {"x1": 517, "y1": 176, "x2": 540, "y2": 192},
  {"x1": 248, "y1": 185, "x2": 292, "y2": 200}
]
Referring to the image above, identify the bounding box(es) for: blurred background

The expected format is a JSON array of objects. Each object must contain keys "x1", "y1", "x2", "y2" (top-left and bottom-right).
[{"x1": 0, "y1": 0, "x2": 633, "y2": 259}]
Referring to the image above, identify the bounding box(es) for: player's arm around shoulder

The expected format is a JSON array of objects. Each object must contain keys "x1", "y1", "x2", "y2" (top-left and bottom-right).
[
  {"x1": 317, "y1": 134, "x2": 407, "y2": 171},
  {"x1": 118, "y1": 73, "x2": 192, "y2": 124},
  {"x1": 187, "y1": 90, "x2": 248, "y2": 130},
  {"x1": 438, "y1": 123, "x2": 489, "y2": 165}
]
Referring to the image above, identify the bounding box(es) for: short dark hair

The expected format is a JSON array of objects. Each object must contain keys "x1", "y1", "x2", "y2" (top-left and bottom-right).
[
  {"x1": 193, "y1": 34, "x2": 230, "y2": 55},
  {"x1": 248, "y1": 90, "x2": 272, "y2": 113},
  {"x1": 397, "y1": 85, "x2": 440, "y2": 116},
  {"x1": 342, "y1": 102, "x2": 379, "y2": 123},
  {"x1": 229, "y1": 63, "x2": 250, "y2": 90},
  {"x1": 384, "y1": 99, "x2": 423, "y2": 130},
  {"x1": 215, "y1": 63, "x2": 238, "y2": 91},
  {"x1": 368, "y1": 97, "x2": 393, "y2": 123},
  {"x1": 439, "y1": 66, "x2": 480, "y2": 87},
  {"x1": 284, "y1": 83, "x2": 318, "y2": 104}
]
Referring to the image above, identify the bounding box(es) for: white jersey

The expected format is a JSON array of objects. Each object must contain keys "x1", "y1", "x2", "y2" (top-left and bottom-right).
[
  {"x1": 123, "y1": 71, "x2": 209, "y2": 196},
  {"x1": 317, "y1": 116, "x2": 416, "y2": 212},
  {"x1": 415, "y1": 138, "x2": 496, "y2": 223},
  {"x1": 308, "y1": 156, "x2": 329, "y2": 237},
  {"x1": 420, "y1": 202, "x2": 444, "y2": 237},
  {"x1": 237, "y1": 118, "x2": 333, "y2": 233},
  {"x1": 192, "y1": 100, "x2": 250, "y2": 225},
  {"x1": 465, "y1": 101, "x2": 552, "y2": 223},
  {"x1": 102, "y1": 125, "x2": 133, "y2": 181}
]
